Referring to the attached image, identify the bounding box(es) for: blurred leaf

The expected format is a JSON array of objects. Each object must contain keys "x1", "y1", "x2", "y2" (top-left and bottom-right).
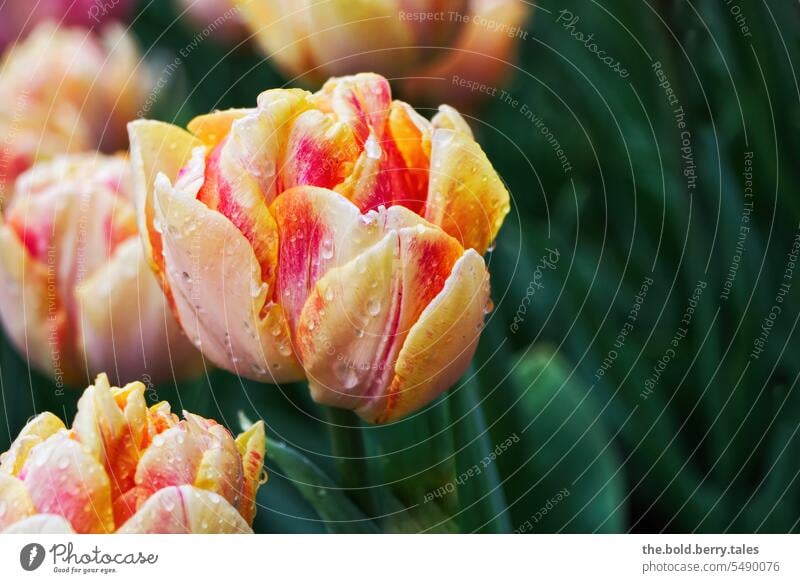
[
  {"x1": 267, "y1": 440, "x2": 379, "y2": 533},
  {"x1": 448, "y1": 370, "x2": 512, "y2": 533},
  {"x1": 504, "y1": 345, "x2": 627, "y2": 532}
]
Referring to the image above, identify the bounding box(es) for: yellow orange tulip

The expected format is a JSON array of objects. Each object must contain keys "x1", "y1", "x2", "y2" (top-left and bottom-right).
[
  {"x1": 234, "y1": 0, "x2": 531, "y2": 106},
  {"x1": 129, "y1": 73, "x2": 508, "y2": 423},
  {"x1": 0, "y1": 374, "x2": 266, "y2": 534}
]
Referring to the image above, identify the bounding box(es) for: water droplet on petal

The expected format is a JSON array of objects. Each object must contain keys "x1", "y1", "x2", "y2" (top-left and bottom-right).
[{"x1": 367, "y1": 299, "x2": 381, "y2": 317}]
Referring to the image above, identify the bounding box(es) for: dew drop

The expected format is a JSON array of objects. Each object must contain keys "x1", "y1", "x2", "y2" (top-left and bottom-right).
[{"x1": 367, "y1": 299, "x2": 381, "y2": 316}]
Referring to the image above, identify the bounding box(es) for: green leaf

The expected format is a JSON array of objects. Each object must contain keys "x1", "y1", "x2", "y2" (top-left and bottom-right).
[
  {"x1": 503, "y1": 346, "x2": 627, "y2": 533},
  {"x1": 267, "y1": 440, "x2": 379, "y2": 533},
  {"x1": 447, "y1": 369, "x2": 512, "y2": 533}
]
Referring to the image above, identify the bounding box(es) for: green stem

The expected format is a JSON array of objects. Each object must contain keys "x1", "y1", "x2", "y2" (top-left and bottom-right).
[{"x1": 325, "y1": 406, "x2": 377, "y2": 517}]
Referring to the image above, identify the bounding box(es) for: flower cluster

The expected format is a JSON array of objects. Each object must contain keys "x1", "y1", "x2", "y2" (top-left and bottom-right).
[
  {"x1": 130, "y1": 72, "x2": 510, "y2": 423},
  {"x1": 0, "y1": 374, "x2": 266, "y2": 533}
]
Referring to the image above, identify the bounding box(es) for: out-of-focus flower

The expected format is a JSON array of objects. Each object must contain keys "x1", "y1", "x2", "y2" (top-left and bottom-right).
[
  {"x1": 233, "y1": 0, "x2": 531, "y2": 107},
  {"x1": 129, "y1": 72, "x2": 509, "y2": 423},
  {"x1": 0, "y1": 153, "x2": 202, "y2": 387},
  {"x1": 176, "y1": 0, "x2": 248, "y2": 44},
  {"x1": 0, "y1": 23, "x2": 150, "y2": 207},
  {"x1": 0, "y1": 373, "x2": 266, "y2": 533},
  {"x1": 0, "y1": 0, "x2": 133, "y2": 51}
]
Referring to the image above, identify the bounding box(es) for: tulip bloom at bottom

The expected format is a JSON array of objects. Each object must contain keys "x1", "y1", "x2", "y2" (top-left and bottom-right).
[{"x1": 0, "y1": 374, "x2": 266, "y2": 534}]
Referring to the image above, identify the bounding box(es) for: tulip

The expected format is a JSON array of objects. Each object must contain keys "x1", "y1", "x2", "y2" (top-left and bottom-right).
[
  {"x1": 129, "y1": 72, "x2": 508, "y2": 423},
  {"x1": 176, "y1": 0, "x2": 248, "y2": 44},
  {"x1": 0, "y1": 23, "x2": 150, "y2": 207},
  {"x1": 0, "y1": 373, "x2": 267, "y2": 533},
  {"x1": 233, "y1": 0, "x2": 531, "y2": 107},
  {"x1": 0, "y1": 153, "x2": 202, "y2": 386},
  {"x1": 0, "y1": 1, "x2": 133, "y2": 51}
]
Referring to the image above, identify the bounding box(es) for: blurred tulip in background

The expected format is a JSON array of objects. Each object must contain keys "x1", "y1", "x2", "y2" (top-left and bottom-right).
[
  {"x1": 234, "y1": 0, "x2": 531, "y2": 107},
  {"x1": 0, "y1": 153, "x2": 202, "y2": 387},
  {"x1": 0, "y1": 23, "x2": 150, "y2": 207}
]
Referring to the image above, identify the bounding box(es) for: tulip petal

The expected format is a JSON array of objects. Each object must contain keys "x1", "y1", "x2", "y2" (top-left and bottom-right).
[
  {"x1": 424, "y1": 129, "x2": 510, "y2": 254},
  {"x1": 71, "y1": 373, "x2": 148, "y2": 500},
  {"x1": 379, "y1": 249, "x2": 489, "y2": 422},
  {"x1": 187, "y1": 109, "x2": 250, "y2": 148},
  {"x1": 0, "y1": 412, "x2": 66, "y2": 476},
  {"x1": 153, "y1": 167, "x2": 303, "y2": 382},
  {"x1": 187, "y1": 414, "x2": 244, "y2": 509},
  {"x1": 234, "y1": 421, "x2": 266, "y2": 525},
  {"x1": 19, "y1": 433, "x2": 114, "y2": 533},
  {"x1": 134, "y1": 423, "x2": 203, "y2": 501},
  {"x1": 313, "y1": 73, "x2": 392, "y2": 143},
  {"x1": 281, "y1": 109, "x2": 359, "y2": 192},
  {"x1": 118, "y1": 485, "x2": 252, "y2": 533},
  {"x1": 431, "y1": 104, "x2": 473, "y2": 138},
  {"x1": 0, "y1": 472, "x2": 36, "y2": 530},
  {"x1": 271, "y1": 186, "x2": 381, "y2": 335},
  {"x1": 0, "y1": 224, "x2": 74, "y2": 381},
  {"x1": 1, "y1": 514, "x2": 76, "y2": 534},
  {"x1": 297, "y1": 224, "x2": 464, "y2": 419},
  {"x1": 75, "y1": 238, "x2": 202, "y2": 384},
  {"x1": 128, "y1": 119, "x2": 204, "y2": 299}
]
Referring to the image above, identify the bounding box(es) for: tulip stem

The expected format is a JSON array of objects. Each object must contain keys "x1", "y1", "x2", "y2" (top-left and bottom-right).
[{"x1": 325, "y1": 407, "x2": 377, "y2": 517}]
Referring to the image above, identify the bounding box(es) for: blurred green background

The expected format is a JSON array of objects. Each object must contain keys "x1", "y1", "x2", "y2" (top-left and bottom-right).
[{"x1": 2, "y1": 0, "x2": 799, "y2": 533}]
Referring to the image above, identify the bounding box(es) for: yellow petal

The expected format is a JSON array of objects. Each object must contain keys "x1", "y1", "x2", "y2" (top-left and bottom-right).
[
  {"x1": 235, "y1": 420, "x2": 266, "y2": 525},
  {"x1": 118, "y1": 485, "x2": 252, "y2": 533},
  {"x1": 0, "y1": 472, "x2": 36, "y2": 530},
  {"x1": 127, "y1": 119, "x2": 204, "y2": 296},
  {"x1": 187, "y1": 109, "x2": 250, "y2": 148},
  {"x1": 424, "y1": 129, "x2": 510, "y2": 254},
  {"x1": 72, "y1": 374, "x2": 148, "y2": 500},
  {"x1": 380, "y1": 249, "x2": 489, "y2": 422},
  {"x1": 0, "y1": 412, "x2": 66, "y2": 476},
  {"x1": 187, "y1": 413, "x2": 244, "y2": 510}
]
